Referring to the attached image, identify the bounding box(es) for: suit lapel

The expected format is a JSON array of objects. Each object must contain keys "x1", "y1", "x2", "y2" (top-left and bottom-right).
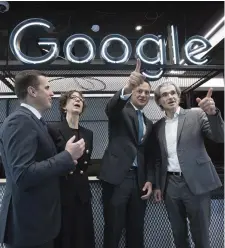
[
  {"x1": 141, "y1": 115, "x2": 152, "y2": 144},
  {"x1": 58, "y1": 121, "x2": 89, "y2": 154},
  {"x1": 58, "y1": 119, "x2": 73, "y2": 142},
  {"x1": 126, "y1": 103, "x2": 139, "y2": 143},
  {"x1": 20, "y1": 106, "x2": 48, "y2": 134},
  {"x1": 78, "y1": 126, "x2": 86, "y2": 140},
  {"x1": 158, "y1": 119, "x2": 168, "y2": 155},
  {"x1": 177, "y1": 108, "x2": 187, "y2": 144},
  {"x1": 19, "y1": 107, "x2": 57, "y2": 153},
  {"x1": 58, "y1": 119, "x2": 85, "y2": 142}
]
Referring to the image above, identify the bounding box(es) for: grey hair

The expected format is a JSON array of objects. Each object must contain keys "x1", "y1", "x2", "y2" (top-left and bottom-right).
[{"x1": 154, "y1": 81, "x2": 181, "y2": 110}]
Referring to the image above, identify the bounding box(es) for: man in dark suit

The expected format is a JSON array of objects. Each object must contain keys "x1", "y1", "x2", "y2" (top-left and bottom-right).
[
  {"x1": 99, "y1": 59, "x2": 155, "y2": 248},
  {"x1": 153, "y1": 81, "x2": 224, "y2": 248},
  {"x1": 0, "y1": 70, "x2": 85, "y2": 248}
]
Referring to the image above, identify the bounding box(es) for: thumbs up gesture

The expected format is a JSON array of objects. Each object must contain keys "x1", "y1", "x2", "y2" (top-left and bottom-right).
[
  {"x1": 196, "y1": 88, "x2": 216, "y2": 115},
  {"x1": 125, "y1": 59, "x2": 146, "y2": 93}
]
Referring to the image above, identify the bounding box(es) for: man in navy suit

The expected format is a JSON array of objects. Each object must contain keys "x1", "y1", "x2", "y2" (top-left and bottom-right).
[
  {"x1": 0, "y1": 70, "x2": 85, "y2": 248},
  {"x1": 99, "y1": 59, "x2": 155, "y2": 248}
]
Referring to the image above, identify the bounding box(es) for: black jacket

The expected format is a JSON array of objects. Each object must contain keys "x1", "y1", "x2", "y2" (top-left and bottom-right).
[{"x1": 48, "y1": 120, "x2": 93, "y2": 204}]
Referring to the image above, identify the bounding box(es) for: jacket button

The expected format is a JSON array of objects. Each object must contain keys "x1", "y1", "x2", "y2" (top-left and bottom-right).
[
  {"x1": 84, "y1": 161, "x2": 88, "y2": 164},
  {"x1": 86, "y1": 149, "x2": 89, "y2": 154},
  {"x1": 80, "y1": 170, "x2": 84, "y2": 174},
  {"x1": 69, "y1": 171, "x2": 73, "y2": 175}
]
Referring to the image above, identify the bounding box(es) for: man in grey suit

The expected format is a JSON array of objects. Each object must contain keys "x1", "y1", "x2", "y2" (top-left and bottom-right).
[
  {"x1": 152, "y1": 81, "x2": 224, "y2": 248},
  {"x1": 0, "y1": 70, "x2": 85, "y2": 248}
]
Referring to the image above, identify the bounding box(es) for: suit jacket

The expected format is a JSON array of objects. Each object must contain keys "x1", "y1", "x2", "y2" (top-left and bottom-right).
[
  {"x1": 0, "y1": 156, "x2": 5, "y2": 178},
  {"x1": 48, "y1": 120, "x2": 93, "y2": 204},
  {"x1": 0, "y1": 107, "x2": 75, "y2": 246},
  {"x1": 154, "y1": 107, "x2": 224, "y2": 195},
  {"x1": 99, "y1": 90, "x2": 155, "y2": 188}
]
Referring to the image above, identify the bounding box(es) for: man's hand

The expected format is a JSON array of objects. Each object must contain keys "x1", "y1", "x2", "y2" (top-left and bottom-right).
[
  {"x1": 65, "y1": 136, "x2": 85, "y2": 163},
  {"x1": 154, "y1": 189, "x2": 162, "y2": 202},
  {"x1": 124, "y1": 59, "x2": 145, "y2": 94},
  {"x1": 141, "y1": 182, "x2": 152, "y2": 200},
  {"x1": 196, "y1": 88, "x2": 216, "y2": 115}
]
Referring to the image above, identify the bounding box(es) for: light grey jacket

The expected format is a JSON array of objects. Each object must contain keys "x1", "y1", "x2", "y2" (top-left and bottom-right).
[{"x1": 154, "y1": 107, "x2": 224, "y2": 195}]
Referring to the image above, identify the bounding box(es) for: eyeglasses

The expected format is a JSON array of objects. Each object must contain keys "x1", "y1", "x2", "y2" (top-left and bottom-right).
[{"x1": 69, "y1": 95, "x2": 84, "y2": 102}]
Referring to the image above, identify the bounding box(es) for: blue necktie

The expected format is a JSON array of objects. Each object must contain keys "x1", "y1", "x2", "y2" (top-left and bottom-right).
[{"x1": 137, "y1": 110, "x2": 144, "y2": 143}]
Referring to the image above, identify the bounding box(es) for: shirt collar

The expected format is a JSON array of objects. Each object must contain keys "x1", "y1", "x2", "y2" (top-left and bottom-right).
[
  {"x1": 165, "y1": 106, "x2": 180, "y2": 120},
  {"x1": 21, "y1": 103, "x2": 42, "y2": 120},
  {"x1": 130, "y1": 102, "x2": 144, "y2": 113}
]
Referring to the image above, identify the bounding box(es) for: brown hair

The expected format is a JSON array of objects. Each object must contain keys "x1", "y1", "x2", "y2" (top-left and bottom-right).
[
  {"x1": 14, "y1": 70, "x2": 45, "y2": 100},
  {"x1": 59, "y1": 90, "x2": 86, "y2": 115}
]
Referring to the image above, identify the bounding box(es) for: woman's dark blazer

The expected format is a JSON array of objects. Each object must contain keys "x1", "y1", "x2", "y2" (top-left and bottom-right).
[{"x1": 48, "y1": 120, "x2": 93, "y2": 204}]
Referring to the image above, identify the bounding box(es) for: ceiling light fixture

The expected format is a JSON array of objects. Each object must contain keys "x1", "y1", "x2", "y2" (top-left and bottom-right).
[{"x1": 135, "y1": 25, "x2": 142, "y2": 31}]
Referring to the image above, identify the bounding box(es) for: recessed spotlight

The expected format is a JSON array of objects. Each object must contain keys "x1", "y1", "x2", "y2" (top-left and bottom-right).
[
  {"x1": 135, "y1": 25, "x2": 142, "y2": 31},
  {"x1": 91, "y1": 25, "x2": 100, "y2": 32}
]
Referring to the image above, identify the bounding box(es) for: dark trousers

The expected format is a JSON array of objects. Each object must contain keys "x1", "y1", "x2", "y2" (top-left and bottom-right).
[
  {"x1": 164, "y1": 174, "x2": 211, "y2": 248},
  {"x1": 54, "y1": 198, "x2": 95, "y2": 248},
  {"x1": 5, "y1": 240, "x2": 53, "y2": 248},
  {"x1": 102, "y1": 170, "x2": 146, "y2": 248}
]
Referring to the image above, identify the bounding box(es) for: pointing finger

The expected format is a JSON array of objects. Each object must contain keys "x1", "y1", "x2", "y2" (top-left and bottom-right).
[
  {"x1": 135, "y1": 58, "x2": 141, "y2": 72},
  {"x1": 206, "y1": 88, "x2": 213, "y2": 98}
]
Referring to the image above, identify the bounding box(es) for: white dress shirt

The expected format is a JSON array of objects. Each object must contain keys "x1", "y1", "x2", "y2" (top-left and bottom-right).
[
  {"x1": 165, "y1": 107, "x2": 182, "y2": 172},
  {"x1": 21, "y1": 103, "x2": 42, "y2": 120}
]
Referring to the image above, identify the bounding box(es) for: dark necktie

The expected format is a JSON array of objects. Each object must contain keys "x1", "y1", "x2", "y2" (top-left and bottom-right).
[
  {"x1": 136, "y1": 110, "x2": 144, "y2": 143},
  {"x1": 40, "y1": 117, "x2": 48, "y2": 131}
]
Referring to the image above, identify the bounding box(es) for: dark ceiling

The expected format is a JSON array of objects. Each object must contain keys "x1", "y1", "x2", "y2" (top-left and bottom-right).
[{"x1": 0, "y1": 1, "x2": 224, "y2": 63}]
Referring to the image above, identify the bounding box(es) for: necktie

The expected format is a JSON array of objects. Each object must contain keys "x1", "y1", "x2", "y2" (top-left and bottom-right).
[
  {"x1": 40, "y1": 117, "x2": 48, "y2": 131},
  {"x1": 136, "y1": 110, "x2": 144, "y2": 143}
]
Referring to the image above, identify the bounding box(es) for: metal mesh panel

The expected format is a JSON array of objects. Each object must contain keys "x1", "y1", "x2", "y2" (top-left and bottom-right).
[
  {"x1": 46, "y1": 76, "x2": 205, "y2": 92},
  {"x1": 2, "y1": 65, "x2": 222, "y2": 78},
  {"x1": 80, "y1": 97, "x2": 109, "y2": 121},
  {"x1": 0, "y1": 64, "x2": 223, "y2": 94},
  {"x1": 8, "y1": 98, "x2": 20, "y2": 114},
  {"x1": 0, "y1": 99, "x2": 7, "y2": 122},
  {"x1": 0, "y1": 81, "x2": 12, "y2": 93},
  {"x1": 90, "y1": 182, "x2": 224, "y2": 248},
  {"x1": 80, "y1": 121, "x2": 108, "y2": 160},
  {"x1": 34, "y1": 76, "x2": 224, "y2": 92},
  {"x1": 144, "y1": 98, "x2": 165, "y2": 122},
  {"x1": 0, "y1": 76, "x2": 203, "y2": 93},
  {"x1": 0, "y1": 97, "x2": 164, "y2": 159},
  {"x1": 42, "y1": 98, "x2": 61, "y2": 122},
  {"x1": 0, "y1": 183, "x2": 223, "y2": 248}
]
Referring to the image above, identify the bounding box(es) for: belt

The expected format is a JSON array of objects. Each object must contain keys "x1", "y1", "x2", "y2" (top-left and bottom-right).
[{"x1": 167, "y1": 171, "x2": 183, "y2": 176}]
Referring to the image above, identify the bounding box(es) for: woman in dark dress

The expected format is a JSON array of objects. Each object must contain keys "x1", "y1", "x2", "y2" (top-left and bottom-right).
[{"x1": 48, "y1": 90, "x2": 95, "y2": 248}]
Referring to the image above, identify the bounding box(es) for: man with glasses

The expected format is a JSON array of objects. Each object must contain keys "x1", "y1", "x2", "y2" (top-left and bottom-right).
[{"x1": 99, "y1": 59, "x2": 155, "y2": 248}]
